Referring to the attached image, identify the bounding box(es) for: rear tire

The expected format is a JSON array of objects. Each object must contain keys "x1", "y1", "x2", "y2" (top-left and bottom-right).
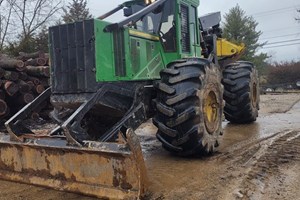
[
  {"x1": 153, "y1": 58, "x2": 223, "y2": 156},
  {"x1": 222, "y1": 61, "x2": 260, "y2": 124}
]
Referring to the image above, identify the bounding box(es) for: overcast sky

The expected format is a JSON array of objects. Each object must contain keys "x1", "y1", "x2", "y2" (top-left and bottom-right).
[{"x1": 85, "y1": 0, "x2": 300, "y2": 63}]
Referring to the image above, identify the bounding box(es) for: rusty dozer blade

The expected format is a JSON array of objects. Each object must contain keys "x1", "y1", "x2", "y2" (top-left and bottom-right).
[
  {"x1": 3, "y1": 85, "x2": 151, "y2": 199},
  {"x1": 0, "y1": 128, "x2": 148, "y2": 199}
]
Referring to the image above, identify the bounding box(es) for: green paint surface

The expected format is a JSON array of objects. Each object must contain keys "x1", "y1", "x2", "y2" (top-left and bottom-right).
[{"x1": 95, "y1": 0, "x2": 202, "y2": 82}]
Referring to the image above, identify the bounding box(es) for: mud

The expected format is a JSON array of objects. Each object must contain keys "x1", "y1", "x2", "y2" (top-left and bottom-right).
[
  {"x1": 0, "y1": 93, "x2": 299, "y2": 200},
  {"x1": 259, "y1": 93, "x2": 300, "y2": 114}
]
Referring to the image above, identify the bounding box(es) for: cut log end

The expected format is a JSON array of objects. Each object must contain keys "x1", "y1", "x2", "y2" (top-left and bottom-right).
[
  {"x1": 0, "y1": 100, "x2": 7, "y2": 116},
  {"x1": 4, "y1": 81, "x2": 19, "y2": 96}
]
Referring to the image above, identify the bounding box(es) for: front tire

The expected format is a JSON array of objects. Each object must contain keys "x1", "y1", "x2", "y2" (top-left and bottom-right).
[
  {"x1": 153, "y1": 58, "x2": 223, "y2": 156},
  {"x1": 222, "y1": 61, "x2": 260, "y2": 124}
]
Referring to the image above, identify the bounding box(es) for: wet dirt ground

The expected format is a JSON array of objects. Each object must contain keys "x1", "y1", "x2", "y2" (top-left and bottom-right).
[{"x1": 0, "y1": 93, "x2": 299, "y2": 200}]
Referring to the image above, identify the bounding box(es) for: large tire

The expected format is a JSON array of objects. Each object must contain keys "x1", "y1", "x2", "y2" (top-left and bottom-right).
[
  {"x1": 222, "y1": 61, "x2": 260, "y2": 124},
  {"x1": 153, "y1": 58, "x2": 223, "y2": 156}
]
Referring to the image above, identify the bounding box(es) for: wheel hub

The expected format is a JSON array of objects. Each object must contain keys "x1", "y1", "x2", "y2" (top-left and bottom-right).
[{"x1": 204, "y1": 90, "x2": 219, "y2": 134}]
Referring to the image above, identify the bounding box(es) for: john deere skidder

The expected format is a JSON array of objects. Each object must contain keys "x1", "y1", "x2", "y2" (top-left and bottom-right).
[{"x1": 0, "y1": 0, "x2": 259, "y2": 199}]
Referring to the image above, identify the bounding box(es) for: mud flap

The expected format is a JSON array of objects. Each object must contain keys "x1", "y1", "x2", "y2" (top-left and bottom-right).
[{"x1": 0, "y1": 129, "x2": 148, "y2": 199}]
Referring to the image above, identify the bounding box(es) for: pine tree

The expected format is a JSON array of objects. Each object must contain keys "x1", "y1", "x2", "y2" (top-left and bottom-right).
[
  {"x1": 62, "y1": 0, "x2": 93, "y2": 23},
  {"x1": 5, "y1": 35, "x2": 36, "y2": 56},
  {"x1": 34, "y1": 27, "x2": 49, "y2": 52},
  {"x1": 223, "y1": 4, "x2": 268, "y2": 71}
]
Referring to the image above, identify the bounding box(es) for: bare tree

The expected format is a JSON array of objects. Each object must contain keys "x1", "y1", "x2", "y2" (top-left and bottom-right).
[
  {"x1": 9, "y1": 0, "x2": 62, "y2": 39},
  {"x1": 0, "y1": 0, "x2": 62, "y2": 54},
  {"x1": 0, "y1": 0, "x2": 14, "y2": 50}
]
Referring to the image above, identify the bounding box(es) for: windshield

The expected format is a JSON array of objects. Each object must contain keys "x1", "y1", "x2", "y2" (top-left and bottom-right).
[{"x1": 128, "y1": 4, "x2": 163, "y2": 34}]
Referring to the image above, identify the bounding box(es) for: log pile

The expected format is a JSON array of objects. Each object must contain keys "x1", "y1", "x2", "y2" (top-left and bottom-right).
[{"x1": 0, "y1": 51, "x2": 51, "y2": 120}]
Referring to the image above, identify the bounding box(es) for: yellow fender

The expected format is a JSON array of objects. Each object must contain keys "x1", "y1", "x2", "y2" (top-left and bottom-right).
[{"x1": 217, "y1": 38, "x2": 245, "y2": 58}]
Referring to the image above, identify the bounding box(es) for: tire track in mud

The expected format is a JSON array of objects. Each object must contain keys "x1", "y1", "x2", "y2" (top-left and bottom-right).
[
  {"x1": 238, "y1": 130, "x2": 300, "y2": 199},
  {"x1": 215, "y1": 130, "x2": 300, "y2": 200}
]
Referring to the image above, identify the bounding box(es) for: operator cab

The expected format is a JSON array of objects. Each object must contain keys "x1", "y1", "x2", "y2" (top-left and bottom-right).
[
  {"x1": 102, "y1": 0, "x2": 201, "y2": 59},
  {"x1": 122, "y1": 0, "x2": 177, "y2": 52}
]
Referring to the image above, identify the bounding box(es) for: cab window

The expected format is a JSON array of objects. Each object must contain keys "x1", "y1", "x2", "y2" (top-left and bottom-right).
[
  {"x1": 130, "y1": 5, "x2": 162, "y2": 34},
  {"x1": 159, "y1": 0, "x2": 176, "y2": 52}
]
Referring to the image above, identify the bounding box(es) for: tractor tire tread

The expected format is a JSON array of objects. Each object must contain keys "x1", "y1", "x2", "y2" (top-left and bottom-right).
[{"x1": 222, "y1": 61, "x2": 259, "y2": 124}]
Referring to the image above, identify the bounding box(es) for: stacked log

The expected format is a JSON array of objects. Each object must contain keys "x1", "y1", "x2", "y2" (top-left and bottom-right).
[{"x1": 0, "y1": 51, "x2": 51, "y2": 119}]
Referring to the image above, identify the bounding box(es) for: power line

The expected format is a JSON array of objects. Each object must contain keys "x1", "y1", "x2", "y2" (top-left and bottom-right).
[
  {"x1": 264, "y1": 39, "x2": 300, "y2": 46},
  {"x1": 263, "y1": 26, "x2": 299, "y2": 33},
  {"x1": 254, "y1": 10, "x2": 295, "y2": 18},
  {"x1": 262, "y1": 42, "x2": 300, "y2": 49},
  {"x1": 252, "y1": 6, "x2": 297, "y2": 15},
  {"x1": 259, "y1": 32, "x2": 300, "y2": 40},
  {"x1": 251, "y1": 5, "x2": 300, "y2": 17}
]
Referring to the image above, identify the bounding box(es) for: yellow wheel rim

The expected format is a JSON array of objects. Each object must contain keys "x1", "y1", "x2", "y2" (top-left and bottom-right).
[
  {"x1": 204, "y1": 90, "x2": 219, "y2": 134},
  {"x1": 252, "y1": 82, "x2": 257, "y2": 108}
]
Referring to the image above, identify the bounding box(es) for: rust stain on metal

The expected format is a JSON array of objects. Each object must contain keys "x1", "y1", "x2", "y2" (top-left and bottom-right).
[
  {"x1": 112, "y1": 159, "x2": 133, "y2": 190},
  {"x1": 0, "y1": 132, "x2": 148, "y2": 199}
]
